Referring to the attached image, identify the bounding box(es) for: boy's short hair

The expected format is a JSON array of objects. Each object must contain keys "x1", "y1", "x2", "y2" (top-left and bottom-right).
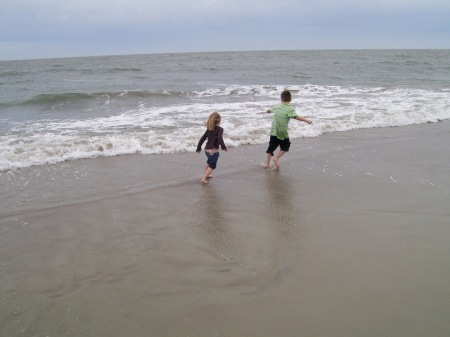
[{"x1": 281, "y1": 90, "x2": 292, "y2": 102}]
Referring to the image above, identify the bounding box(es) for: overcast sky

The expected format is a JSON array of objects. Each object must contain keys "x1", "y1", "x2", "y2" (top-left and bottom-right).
[{"x1": 1, "y1": 0, "x2": 449, "y2": 60}]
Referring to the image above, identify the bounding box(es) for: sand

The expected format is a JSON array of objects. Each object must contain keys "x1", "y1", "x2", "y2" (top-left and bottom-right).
[{"x1": 1, "y1": 121, "x2": 449, "y2": 337}]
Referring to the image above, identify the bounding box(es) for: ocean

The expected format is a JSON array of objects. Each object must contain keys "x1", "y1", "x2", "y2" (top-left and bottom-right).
[
  {"x1": 1, "y1": 49, "x2": 450, "y2": 337},
  {"x1": 1, "y1": 49, "x2": 449, "y2": 171}
]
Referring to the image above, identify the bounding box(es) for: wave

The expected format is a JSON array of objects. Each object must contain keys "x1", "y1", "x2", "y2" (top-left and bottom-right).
[
  {"x1": 2, "y1": 118, "x2": 448, "y2": 172},
  {"x1": 15, "y1": 83, "x2": 448, "y2": 108},
  {"x1": 1, "y1": 84, "x2": 449, "y2": 171},
  {"x1": 20, "y1": 90, "x2": 181, "y2": 104},
  {"x1": 13, "y1": 85, "x2": 303, "y2": 107},
  {"x1": 46, "y1": 66, "x2": 143, "y2": 74}
]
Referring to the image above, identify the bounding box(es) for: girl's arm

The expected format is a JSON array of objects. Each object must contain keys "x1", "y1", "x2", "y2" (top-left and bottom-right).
[
  {"x1": 196, "y1": 131, "x2": 208, "y2": 152},
  {"x1": 218, "y1": 128, "x2": 227, "y2": 151}
]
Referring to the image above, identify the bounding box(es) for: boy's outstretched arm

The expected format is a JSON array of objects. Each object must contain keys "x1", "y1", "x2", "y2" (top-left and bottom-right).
[{"x1": 295, "y1": 115, "x2": 312, "y2": 124}]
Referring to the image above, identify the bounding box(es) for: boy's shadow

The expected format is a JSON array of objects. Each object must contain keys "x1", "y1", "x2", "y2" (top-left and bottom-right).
[
  {"x1": 263, "y1": 172, "x2": 305, "y2": 249},
  {"x1": 195, "y1": 185, "x2": 238, "y2": 260}
]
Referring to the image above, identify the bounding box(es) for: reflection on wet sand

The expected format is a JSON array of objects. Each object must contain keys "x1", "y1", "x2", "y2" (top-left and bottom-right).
[
  {"x1": 195, "y1": 185, "x2": 239, "y2": 261},
  {"x1": 264, "y1": 171, "x2": 306, "y2": 250}
]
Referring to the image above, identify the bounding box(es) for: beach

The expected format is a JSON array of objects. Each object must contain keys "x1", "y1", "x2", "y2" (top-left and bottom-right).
[{"x1": 1, "y1": 121, "x2": 449, "y2": 337}]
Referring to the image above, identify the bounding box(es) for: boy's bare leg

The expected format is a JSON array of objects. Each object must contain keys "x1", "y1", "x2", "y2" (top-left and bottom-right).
[
  {"x1": 265, "y1": 153, "x2": 272, "y2": 169},
  {"x1": 273, "y1": 150, "x2": 286, "y2": 170},
  {"x1": 201, "y1": 167, "x2": 214, "y2": 183}
]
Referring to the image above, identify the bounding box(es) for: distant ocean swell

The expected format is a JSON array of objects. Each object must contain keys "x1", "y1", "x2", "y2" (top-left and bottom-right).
[
  {"x1": 11, "y1": 85, "x2": 321, "y2": 107},
  {"x1": 1, "y1": 84, "x2": 449, "y2": 171},
  {"x1": 18, "y1": 90, "x2": 186, "y2": 106},
  {"x1": 2, "y1": 87, "x2": 280, "y2": 109}
]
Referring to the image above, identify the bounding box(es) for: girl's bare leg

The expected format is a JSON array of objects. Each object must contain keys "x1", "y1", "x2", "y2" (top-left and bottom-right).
[
  {"x1": 201, "y1": 167, "x2": 214, "y2": 183},
  {"x1": 204, "y1": 165, "x2": 213, "y2": 178}
]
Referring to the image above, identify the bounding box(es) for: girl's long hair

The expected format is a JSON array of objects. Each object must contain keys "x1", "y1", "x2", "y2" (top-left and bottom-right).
[{"x1": 206, "y1": 112, "x2": 221, "y2": 131}]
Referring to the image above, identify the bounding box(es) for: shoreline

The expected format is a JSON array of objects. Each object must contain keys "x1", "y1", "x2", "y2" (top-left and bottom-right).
[
  {"x1": 1, "y1": 121, "x2": 449, "y2": 336},
  {"x1": 2, "y1": 121, "x2": 449, "y2": 213}
]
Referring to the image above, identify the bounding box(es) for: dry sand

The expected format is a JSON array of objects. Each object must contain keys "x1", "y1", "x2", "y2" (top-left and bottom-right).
[{"x1": 1, "y1": 121, "x2": 449, "y2": 336}]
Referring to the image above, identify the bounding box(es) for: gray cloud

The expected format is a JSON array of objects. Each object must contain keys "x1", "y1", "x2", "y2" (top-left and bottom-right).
[{"x1": 1, "y1": 0, "x2": 449, "y2": 60}]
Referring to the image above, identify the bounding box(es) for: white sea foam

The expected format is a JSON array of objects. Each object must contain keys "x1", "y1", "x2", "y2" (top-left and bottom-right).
[{"x1": 1, "y1": 85, "x2": 449, "y2": 171}]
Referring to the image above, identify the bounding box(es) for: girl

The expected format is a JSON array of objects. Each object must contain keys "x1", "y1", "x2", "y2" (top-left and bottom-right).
[{"x1": 196, "y1": 112, "x2": 227, "y2": 183}]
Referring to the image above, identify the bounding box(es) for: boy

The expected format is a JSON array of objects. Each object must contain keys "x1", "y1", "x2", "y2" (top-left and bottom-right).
[{"x1": 265, "y1": 90, "x2": 312, "y2": 170}]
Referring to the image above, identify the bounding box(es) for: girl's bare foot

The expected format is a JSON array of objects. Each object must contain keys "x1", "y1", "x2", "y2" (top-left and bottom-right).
[{"x1": 273, "y1": 157, "x2": 280, "y2": 170}]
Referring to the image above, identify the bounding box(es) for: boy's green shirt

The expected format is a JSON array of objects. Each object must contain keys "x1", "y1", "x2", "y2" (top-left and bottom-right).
[{"x1": 270, "y1": 103, "x2": 298, "y2": 140}]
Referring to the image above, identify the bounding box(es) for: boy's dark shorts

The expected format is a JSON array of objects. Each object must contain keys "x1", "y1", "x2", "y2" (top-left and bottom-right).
[
  {"x1": 205, "y1": 151, "x2": 220, "y2": 169},
  {"x1": 266, "y1": 136, "x2": 291, "y2": 156}
]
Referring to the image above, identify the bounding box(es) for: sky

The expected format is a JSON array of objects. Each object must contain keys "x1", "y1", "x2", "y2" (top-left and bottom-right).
[{"x1": 1, "y1": 0, "x2": 449, "y2": 60}]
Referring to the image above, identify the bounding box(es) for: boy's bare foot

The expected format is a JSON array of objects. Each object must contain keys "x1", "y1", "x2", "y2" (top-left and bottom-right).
[
  {"x1": 201, "y1": 179, "x2": 208, "y2": 183},
  {"x1": 273, "y1": 157, "x2": 280, "y2": 170}
]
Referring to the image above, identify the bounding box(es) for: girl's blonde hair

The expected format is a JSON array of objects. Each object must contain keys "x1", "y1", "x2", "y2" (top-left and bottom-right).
[{"x1": 206, "y1": 112, "x2": 221, "y2": 131}]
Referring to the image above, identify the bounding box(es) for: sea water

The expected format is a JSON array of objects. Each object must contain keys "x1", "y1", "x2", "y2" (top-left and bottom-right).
[{"x1": 1, "y1": 49, "x2": 449, "y2": 171}]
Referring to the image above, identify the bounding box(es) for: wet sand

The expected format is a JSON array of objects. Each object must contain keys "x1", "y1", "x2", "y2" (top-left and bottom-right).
[{"x1": 1, "y1": 122, "x2": 449, "y2": 337}]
